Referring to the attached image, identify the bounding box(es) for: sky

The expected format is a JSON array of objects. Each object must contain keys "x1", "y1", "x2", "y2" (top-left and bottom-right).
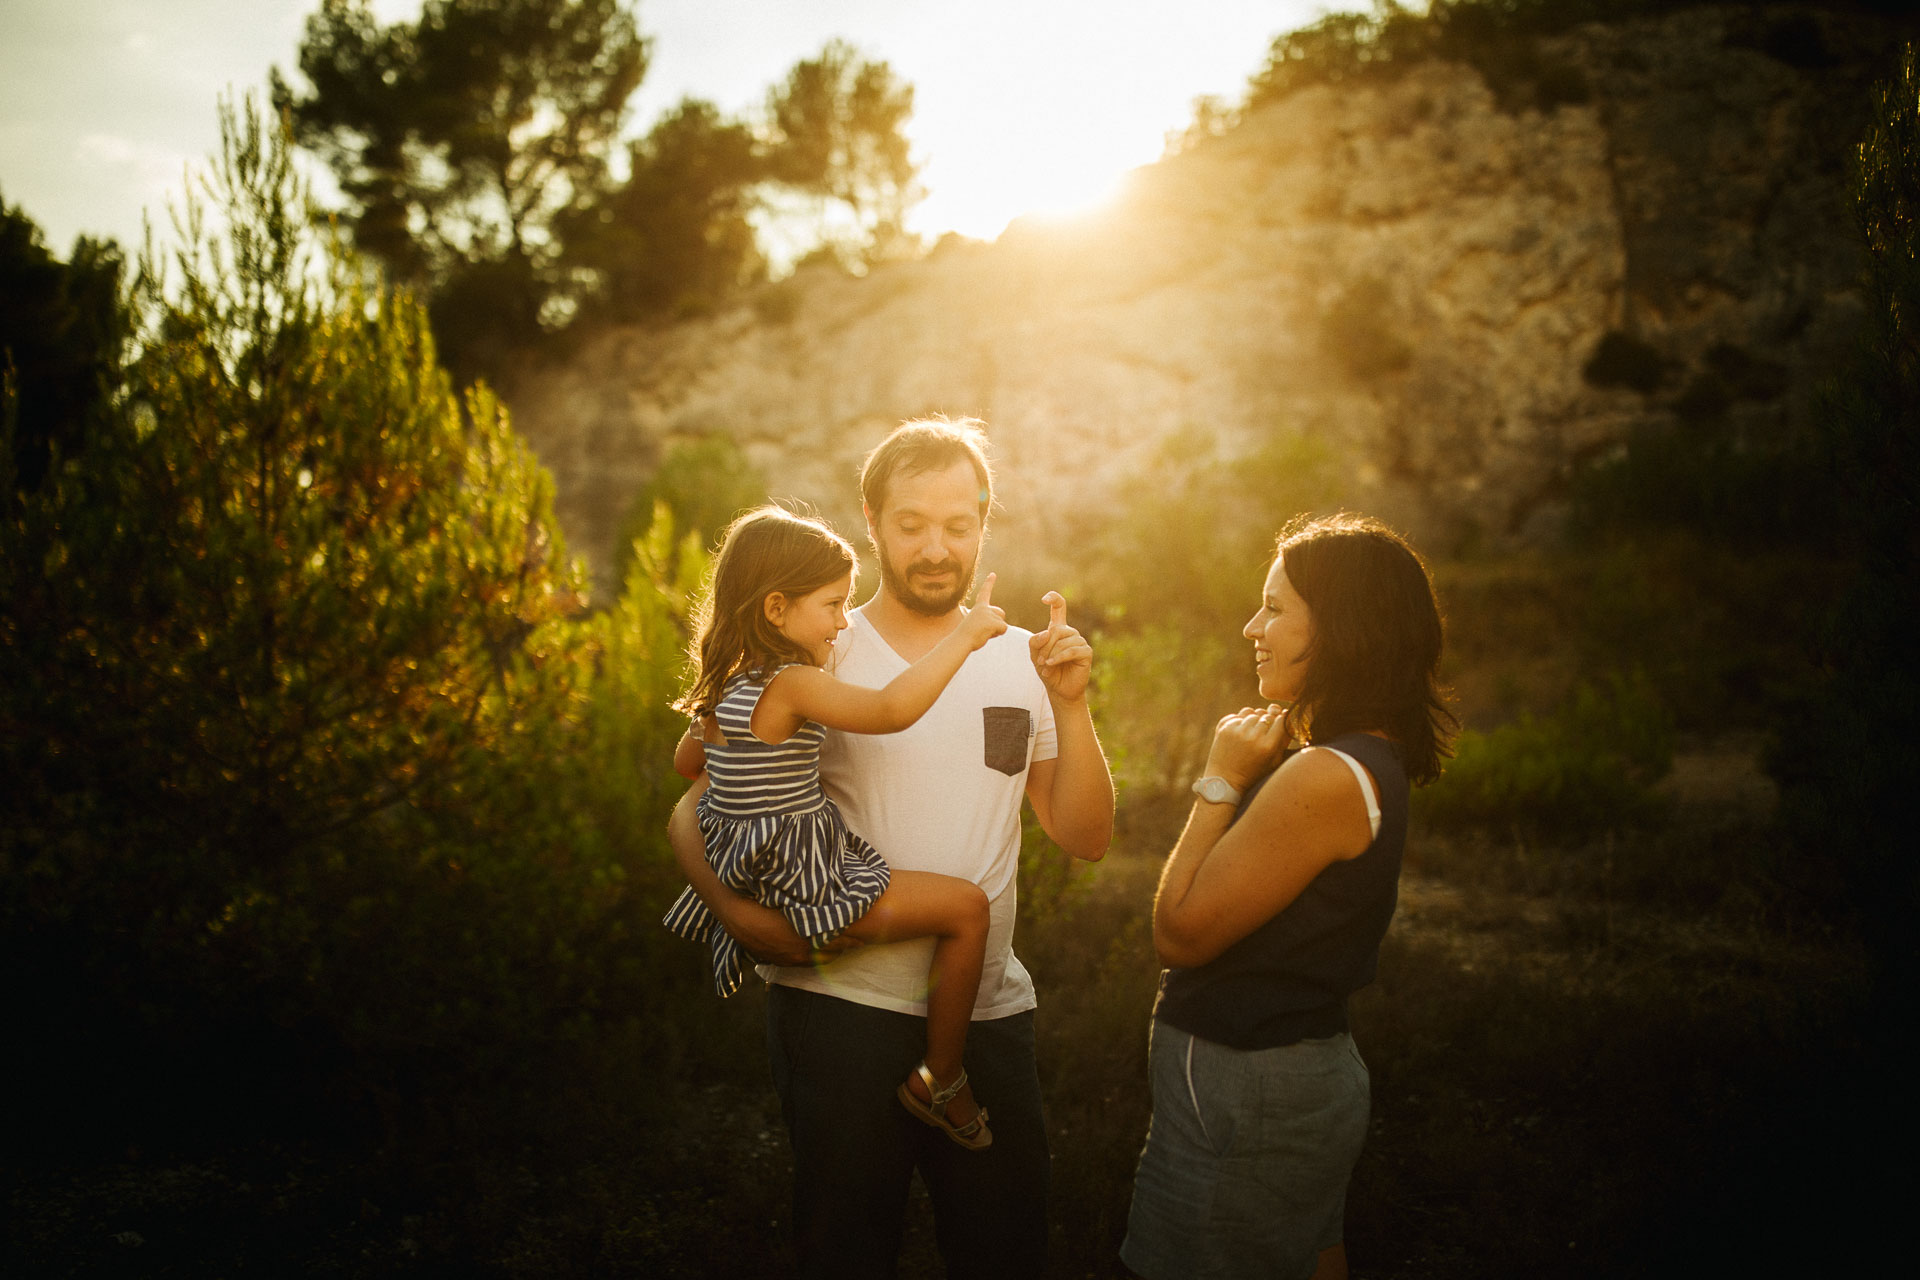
[{"x1": 0, "y1": 0, "x2": 1326, "y2": 255}]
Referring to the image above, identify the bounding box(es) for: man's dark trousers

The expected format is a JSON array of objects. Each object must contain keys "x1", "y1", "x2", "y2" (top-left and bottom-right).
[{"x1": 767, "y1": 983, "x2": 1049, "y2": 1279}]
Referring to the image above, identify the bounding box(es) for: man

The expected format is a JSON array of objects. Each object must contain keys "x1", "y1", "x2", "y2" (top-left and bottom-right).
[{"x1": 669, "y1": 417, "x2": 1114, "y2": 1278}]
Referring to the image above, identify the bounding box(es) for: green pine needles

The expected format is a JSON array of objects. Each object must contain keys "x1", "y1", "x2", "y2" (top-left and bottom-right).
[{"x1": 0, "y1": 100, "x2": 699, "y2": 1121}]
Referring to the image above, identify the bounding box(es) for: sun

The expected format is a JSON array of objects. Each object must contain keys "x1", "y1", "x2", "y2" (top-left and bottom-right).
[
  {"x1": 902, "y1": 38, "x2": 1176, "y2": 243},
  {"x1": 916, "y1": 145, "x2": 1133, "y2": 242}
]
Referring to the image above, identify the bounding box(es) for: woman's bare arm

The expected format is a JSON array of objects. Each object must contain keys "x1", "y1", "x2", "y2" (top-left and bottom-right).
[{"x1": 1151, "y1": 711, "x2": 1373, "y2": 969}]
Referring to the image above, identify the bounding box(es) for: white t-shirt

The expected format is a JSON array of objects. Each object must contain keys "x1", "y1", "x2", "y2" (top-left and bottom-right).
[{"x1": 757, "y1": 606, "x2": 1059, "y2": 1018}]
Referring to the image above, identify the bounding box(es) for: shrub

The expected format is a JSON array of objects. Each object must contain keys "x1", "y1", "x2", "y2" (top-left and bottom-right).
[
  {"x1": 1246, "y1": 1, "x2": 1700, "y2": 114},
  {"x1": 0, "y1": 101, "x2": 702, "y2": 1147},
  {"x1": 1080, "y1": 427, "x2": 1348, "y2": 796},
  {"x1": 1417, "y1": 671, "x2": 1675, "y2": 835},
  {"x1": 611, "y1": 434, "x2": 767, "y2": 588}
]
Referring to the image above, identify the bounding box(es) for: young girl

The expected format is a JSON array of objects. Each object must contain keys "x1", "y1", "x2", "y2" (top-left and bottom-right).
[{"x1": 662, "y1": 505, "x2": 1004, "y2": 1149}]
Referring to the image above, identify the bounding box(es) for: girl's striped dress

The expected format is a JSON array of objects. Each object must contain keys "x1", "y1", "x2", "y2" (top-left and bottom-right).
[{"x1": 662, "y1": 668, "x2": 892, "y2": 996}]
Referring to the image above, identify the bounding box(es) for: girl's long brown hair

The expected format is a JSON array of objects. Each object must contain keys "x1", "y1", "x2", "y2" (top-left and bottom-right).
[
  {"x1": 1275, "y1": 512, "x2": 1458, "y2": 785},
  {"x1": 676, "y1": 506, "x2": 857, "y2": 718}
]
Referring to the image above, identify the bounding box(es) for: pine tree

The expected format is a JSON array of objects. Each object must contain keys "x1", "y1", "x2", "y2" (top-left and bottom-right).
[{"x1": 0, "y1": 102, "x2": 633, "y2": 1118}]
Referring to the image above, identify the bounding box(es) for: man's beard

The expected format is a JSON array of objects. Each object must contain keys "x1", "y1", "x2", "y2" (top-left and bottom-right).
[{"x1": 876, "y1": 540, "x2": 976, "y2": 617}]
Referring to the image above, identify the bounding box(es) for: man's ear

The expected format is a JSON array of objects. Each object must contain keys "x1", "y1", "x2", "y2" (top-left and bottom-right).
[
  {"x1": 763, "y1": 592, "x2": 789, "y2": 627},
  {"x1": 862, "y1": 504, "x2": 876, "y2": 542}
]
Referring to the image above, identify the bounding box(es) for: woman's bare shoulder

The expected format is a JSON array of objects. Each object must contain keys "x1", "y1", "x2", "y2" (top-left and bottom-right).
[{"x1": 1241, "y1": 746, "x2": 1373, "y2": 858}]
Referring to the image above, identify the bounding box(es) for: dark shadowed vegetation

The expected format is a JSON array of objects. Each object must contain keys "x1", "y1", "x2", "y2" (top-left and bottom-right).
[
  {"x1": 0, "y1": 194, "x2": 124, "y2": 492},
  {"x1": 1247, "y1": 0, "x2": 1914, "y2": 116},
  {"x1": 3, "y1": 97, "x2": 705, "y2": 1198}
]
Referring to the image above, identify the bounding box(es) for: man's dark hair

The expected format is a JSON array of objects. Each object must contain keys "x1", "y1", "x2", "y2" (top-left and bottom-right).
[{"x1": 859, "y1": 416, "x2": 994, "y2": 520}]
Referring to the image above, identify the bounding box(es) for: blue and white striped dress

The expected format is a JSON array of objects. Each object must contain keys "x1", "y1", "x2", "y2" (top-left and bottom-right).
[{"x1": 662, "y1": 668, "x2": 892, "y2": 996}]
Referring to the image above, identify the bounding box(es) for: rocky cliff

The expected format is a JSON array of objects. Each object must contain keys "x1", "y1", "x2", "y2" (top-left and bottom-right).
[{"x1": 507, "y1": 5, "x2": 1899, "y2": 594}]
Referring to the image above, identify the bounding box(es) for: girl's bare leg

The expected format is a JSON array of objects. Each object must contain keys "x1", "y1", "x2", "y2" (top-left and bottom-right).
[{"x1": 839, "y1": 869, "x2": 991, "y2": 1125}]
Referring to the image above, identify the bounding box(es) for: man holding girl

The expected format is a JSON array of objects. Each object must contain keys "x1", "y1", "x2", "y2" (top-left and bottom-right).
[{"x1": 668, "y1": 416, "x2": 1116, "y2": 1279}]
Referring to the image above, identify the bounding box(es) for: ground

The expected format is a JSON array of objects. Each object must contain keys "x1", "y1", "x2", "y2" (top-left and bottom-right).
[{"x1": 3, "y1": 741, "x2": 1893, "y2": 1277}]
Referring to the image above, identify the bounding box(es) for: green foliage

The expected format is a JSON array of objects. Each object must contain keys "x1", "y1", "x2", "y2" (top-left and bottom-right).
[
  {"x1": 561, "y1": 98, "x2": 766, "y2": 325},
  {"x1": 1015, "y1": 810, "x2": 1093, "y2": 938},
  {"x1": 1571, "y1": 327, "x2": 1815, "y2": 548},
  {"x1": 1083, "y1": 427, "x2": 1348, "y2": 794},
  {"x1": 0, "y1": 196, "x2": 125, "y2": 492},
  {"x1": 278, "y1": 9, "x2": 928, "y2": 370},
  {"x1": 0, "y1": 101, "x2": 703, "y2": 1143},
  {"x1": 275, "y1": 0, "x2": 649, "y2": 374},
  {"x1": 1418, "y1": 672, "x2": 1675, "y2": 834},
  {"x1": 572, "y1": 502, "x2": 709, "y2": 857},
  {"x1": 1248, "y1": 4, "x2": 1429, "y2": 104},
  {"x1": 611, "y1": 434, "x2": 767, "y2": 590},
  {"x1": 1248, "y1": 1, "x2": 1718, "y2": 116},
  {"x1": 1094, "y1": 624, "x2": 1247, "y2": 796},
  {"x1": 1567, "y1": 417, "x2": 1818, "y2": 549},
  {"x1": 760, "y1": 39, "x2": 923, "y2": 268},
  {"x1": 1164, "y1": 94, "x2": 1241, "y2": 158}
]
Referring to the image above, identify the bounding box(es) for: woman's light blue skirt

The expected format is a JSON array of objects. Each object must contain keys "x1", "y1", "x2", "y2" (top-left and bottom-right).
[{"x1": 1121, "y1": 1020, "x2": 1371, "y2": 1280}]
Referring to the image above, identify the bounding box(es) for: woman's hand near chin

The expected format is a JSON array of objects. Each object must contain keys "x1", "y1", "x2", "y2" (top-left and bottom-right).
[{"x1": 1203, "y1": 704, "x2": 1293, "y2": 791}]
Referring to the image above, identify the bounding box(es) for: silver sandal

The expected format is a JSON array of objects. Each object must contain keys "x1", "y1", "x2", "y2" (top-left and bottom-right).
[{"x1": 896, "y1": 1062, "x2": 993, "y2": 1151}]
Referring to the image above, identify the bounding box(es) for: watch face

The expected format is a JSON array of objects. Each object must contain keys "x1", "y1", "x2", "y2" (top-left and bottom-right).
[{"x1": 1194, "y1": 777, "x2": 1236, "y2": 804}]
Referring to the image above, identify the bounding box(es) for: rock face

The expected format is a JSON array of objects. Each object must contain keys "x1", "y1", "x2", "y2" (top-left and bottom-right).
[{"x1": 507, "y1": 6, "x2": 1896, "y2": 594}]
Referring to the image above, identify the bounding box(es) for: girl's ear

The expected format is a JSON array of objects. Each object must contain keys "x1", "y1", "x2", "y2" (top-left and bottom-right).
[{"x1": 763, "y1": 592, "x2": 789, "y2": 628}]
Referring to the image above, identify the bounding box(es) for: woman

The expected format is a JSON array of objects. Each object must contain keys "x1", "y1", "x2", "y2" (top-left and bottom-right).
[{"x1": 1121, "y1": 513, "x2": 1455, "y2": 1280}]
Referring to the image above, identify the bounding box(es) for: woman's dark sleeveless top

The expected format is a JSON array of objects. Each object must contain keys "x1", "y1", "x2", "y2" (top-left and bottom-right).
[{"x1": 1153, "y1": 731, "x2": 1409, "y2": 1050}]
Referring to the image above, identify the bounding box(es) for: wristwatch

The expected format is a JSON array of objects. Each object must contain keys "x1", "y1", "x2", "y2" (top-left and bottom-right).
[{"x1": 1191, "y1": 775, "x2": 1243, "y2": 806}]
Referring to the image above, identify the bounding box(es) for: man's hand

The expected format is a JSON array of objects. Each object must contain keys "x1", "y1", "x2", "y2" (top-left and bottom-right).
[
  {"x1": 1029, "y1": 591, "x2": 1093, "y2": 703},
  {"x1": 726, "y1": 909, "x2": 862, "y2": 969},
  {"x1": 668, "y1": 781, "x2": 859, "y2": 967}
]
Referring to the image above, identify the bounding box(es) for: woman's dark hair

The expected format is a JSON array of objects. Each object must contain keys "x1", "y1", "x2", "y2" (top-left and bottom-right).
[
  {"x1": 1276, "y1": 512, "x2": 1457, "y2": 785},
  {"x1": 676, "y1": 505, "x2": 857, "y2": 718}
]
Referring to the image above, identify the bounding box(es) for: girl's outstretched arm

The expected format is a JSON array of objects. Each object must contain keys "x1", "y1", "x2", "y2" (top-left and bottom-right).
[{"x1": 753, "y1": 576, "x2": 1007, "y2": 742}]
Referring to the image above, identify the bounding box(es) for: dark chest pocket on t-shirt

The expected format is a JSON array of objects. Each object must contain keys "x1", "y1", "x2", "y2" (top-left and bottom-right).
[{"x1": 982, "y1": 706, "x2": 1033, "y2": 776}]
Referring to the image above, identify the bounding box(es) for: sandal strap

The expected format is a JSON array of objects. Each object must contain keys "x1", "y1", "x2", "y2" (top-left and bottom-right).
[
  {"x1": 912, "y1": 1063, "x2": 968, "y2": 1111},
  {"x1": 952, "y1": 1106, "x2": 989, "y2": 1140}
]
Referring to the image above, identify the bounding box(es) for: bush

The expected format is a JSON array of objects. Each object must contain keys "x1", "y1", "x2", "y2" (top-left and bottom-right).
[
  {"x1": 611, "y1": 434, "x2": 767, "y2": 587},
  {"x1": 1080, "y1": 427, "x2": 1348, "y2": 796},
  {"x1": 1418, "y1": 671, "x2": 1675, "y2": 835},
  {"x1": 0, "y1": 102, "x2": 702, "y2": 1149}
]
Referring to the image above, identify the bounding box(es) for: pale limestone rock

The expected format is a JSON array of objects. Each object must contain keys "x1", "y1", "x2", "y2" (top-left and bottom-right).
[{"x1": 508, "y1": 7, "x2": 1883, "y2": 595}]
